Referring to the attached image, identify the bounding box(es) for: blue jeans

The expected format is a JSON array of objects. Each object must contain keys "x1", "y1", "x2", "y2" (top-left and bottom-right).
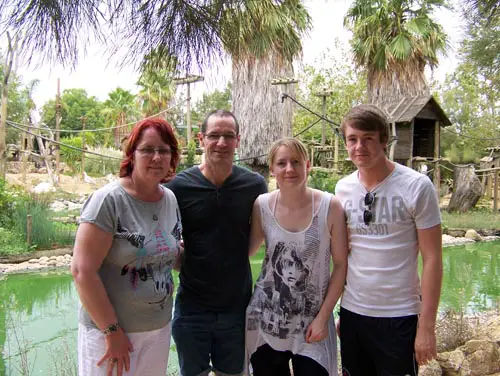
[{"x1": 172, "y1": 291, "x2": 246, "y2": 376}]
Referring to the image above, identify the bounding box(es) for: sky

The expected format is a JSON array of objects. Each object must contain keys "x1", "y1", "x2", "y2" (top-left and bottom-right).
[{"x1": 13, "y1": 0, "x2": 464, "y2": 112}]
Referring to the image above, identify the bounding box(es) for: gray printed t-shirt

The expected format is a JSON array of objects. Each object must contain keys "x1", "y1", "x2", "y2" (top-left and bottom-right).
[{"x1": 78, "y1": 180, "x2": 182, "y2": 333}]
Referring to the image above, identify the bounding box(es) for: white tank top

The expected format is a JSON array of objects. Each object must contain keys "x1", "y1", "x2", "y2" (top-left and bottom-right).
[{"x1": 246, "y1": 190, "x2": 337, "y2": 375}]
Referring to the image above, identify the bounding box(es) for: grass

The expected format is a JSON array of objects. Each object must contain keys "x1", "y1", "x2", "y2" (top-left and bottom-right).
[{"x1": 441, "y1": 210, "x2": 500, "y2": 229}]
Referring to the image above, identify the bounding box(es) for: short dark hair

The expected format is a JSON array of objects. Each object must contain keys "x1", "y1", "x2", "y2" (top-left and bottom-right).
[
  {"x1": 201, "y1": 110, "x2": 239, "y2": 135},
  {"x1": 340, "y1": 104, "x2": 389, "y2": 144},
  {"x1": 120, "y1": 118, "x2": 179, "y2": 182}
]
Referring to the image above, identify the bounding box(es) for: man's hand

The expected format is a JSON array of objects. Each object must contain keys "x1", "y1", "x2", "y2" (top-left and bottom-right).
[{"x1": 414, "y1": 323, "x2": 437, "y2": 365}]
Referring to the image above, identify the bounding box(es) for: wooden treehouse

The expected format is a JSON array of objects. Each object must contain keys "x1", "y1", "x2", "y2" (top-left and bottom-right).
[{"x1": 378, "y1": 95, "x2": 451, "y2": 191}]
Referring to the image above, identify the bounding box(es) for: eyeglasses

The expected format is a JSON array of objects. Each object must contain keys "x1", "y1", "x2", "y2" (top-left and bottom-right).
[
  {"x1": 136, "y1": 147, "x2": 172, "y2": 157},
  {"x1": 204, "y1": 133, "x2": 237, "y2": 142},
  {"x1": 363, "y1": 192, "x2": 375, "y2": 225}
]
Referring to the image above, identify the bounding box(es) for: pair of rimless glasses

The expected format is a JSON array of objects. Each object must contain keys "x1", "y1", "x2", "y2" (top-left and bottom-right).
[{"x1": 363, "y1": 192, "x2": 375, "y2": 225}]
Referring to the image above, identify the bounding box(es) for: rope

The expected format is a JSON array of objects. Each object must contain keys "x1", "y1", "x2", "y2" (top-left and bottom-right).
[
  {"x1": 6, "y1": 121, "x2": 122, "y2": 160},
  {"x1": 6, "y1": 100, "x2": 188, "y2": 134}
]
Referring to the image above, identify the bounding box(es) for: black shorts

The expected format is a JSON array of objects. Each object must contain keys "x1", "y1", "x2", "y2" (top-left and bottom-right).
[
  {"x1": 339, "y1": 307, "x2": 418, "y2": 376},
  {"x1": 250, "y1": 343, "x2": 328, "y2": 376}
]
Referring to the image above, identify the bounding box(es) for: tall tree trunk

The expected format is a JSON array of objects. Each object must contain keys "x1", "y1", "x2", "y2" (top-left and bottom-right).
[
  {"x1": 0, "y1": 32, "x2": 19, "y2": 179},
  {"x1": 368, "y1": 60, "x2": 430, "y2": 104},
  {"x1": 447, "y1": 166, "x2": 483, "y2": 212},
  {"x1": 232, "y1": 51, "x2": 295, "y2": 172}
]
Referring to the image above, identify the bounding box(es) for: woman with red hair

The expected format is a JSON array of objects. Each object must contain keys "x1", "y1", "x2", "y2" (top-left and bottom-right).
[{"x1": 71, "y1": 118, "x2": 182, "y2": 376}]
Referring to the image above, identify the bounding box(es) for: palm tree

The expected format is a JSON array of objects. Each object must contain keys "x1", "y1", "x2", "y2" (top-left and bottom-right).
[
  {"x1": 221, "y1": 0, "x2": 311, "y2": 172},
  {"x1": 102, "y1": 88, "x2": 140, "y2": 147},
  {"x1": 137, "y1": 69, "x2": 175, "y2": 117},
  {"x1": 0, "y1": 0, "x2": 277, "y2": 72},
  {"x1": 344, "y1": 0, "x2": 448, "y2": 104}
]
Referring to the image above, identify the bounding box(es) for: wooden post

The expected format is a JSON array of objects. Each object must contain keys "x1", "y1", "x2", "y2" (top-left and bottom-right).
[
  {"x1": 173, "y1": 75, "x2": 204, "y2": 145},
  {"x1": 313, "y1": 87, "x2": 333, "y2": 146},
  {"x1": 27, "y1": 214, "x2": 32, "y2": 247},
  {"x1": 334, "y1": 132, "x2": 339, "y2": 173},
  {"x1": 81, "y1": 116, "x2": 87, "y2": 180},
  {"x1": 310, "y1": 146, "x2": 315, "y2": 168},
  {"x1": 21, "y1": 125, "x2": 28, "y2": 182},
  {"x1": 486, "y1": 173, "x2": 492, "y2": 199},
  {"x1": 55, "y1": 78, "x2": 61, "y2": 180},
  {"x1": 494, "y1": 170, "x2": 498, "y2": 212},
  {"x1": 433, "y1": 121, "x2": 440, "y2": 194}
]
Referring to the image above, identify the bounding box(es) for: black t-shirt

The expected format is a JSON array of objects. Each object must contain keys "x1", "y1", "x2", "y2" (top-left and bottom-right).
[{"x1": 166, "y1": 165, "x2": 268, "y2": 310}]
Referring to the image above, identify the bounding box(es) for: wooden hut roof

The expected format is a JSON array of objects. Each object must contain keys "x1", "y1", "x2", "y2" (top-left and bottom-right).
[{"x1": 378, "y1": 95, "x2": 452, "y2": 126}]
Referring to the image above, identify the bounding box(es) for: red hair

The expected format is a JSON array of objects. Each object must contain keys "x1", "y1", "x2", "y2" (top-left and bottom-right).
[{"x1": 119, "y1": 118, "x2": 179, "y2": 182}]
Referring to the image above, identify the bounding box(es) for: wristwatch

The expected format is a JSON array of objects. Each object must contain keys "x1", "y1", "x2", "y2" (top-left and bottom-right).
[{"x1": 101, "y1": 322, "x2": 120, "y2": 336}]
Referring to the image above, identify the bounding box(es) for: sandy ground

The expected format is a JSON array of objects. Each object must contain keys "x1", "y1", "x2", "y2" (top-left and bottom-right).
[{"x1": 6, "y1": 172, "x2": 111, "y2": 196}]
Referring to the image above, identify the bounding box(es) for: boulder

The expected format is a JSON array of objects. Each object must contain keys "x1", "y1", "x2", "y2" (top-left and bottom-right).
[
  {"x1": 464, "y1": 229, "x2": 481, "y2": 241},
  {"x1": 460, "y1": 340, "x2": 500, "y2": 375},
  {"x1": 438, "y1": 349, "x2": 464, "y2": 375},
  {"x1": 447, "y1": 229, "x2": 466, "y2": 237},
  {"x1": 419, "y1": 359, "x2": 442, "y2": 376}
]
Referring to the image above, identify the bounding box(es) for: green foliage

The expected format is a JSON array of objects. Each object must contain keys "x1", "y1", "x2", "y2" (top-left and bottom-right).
[
  {"x1": 192, "y1": 83, "x2": 232, "y2": 125},
  {"x1": 186, "y1": 140, "x2": 197, "y2": 166},
  {"x1": 0, "y1": 178, "x2": 25, "y2": 227},
  {"x1": 293, "y1": 44, "x2": 366, "y2": 147},
  {"x1": 344, "y1": 0, "x2": 448, "y2": 71},
  {"x1": 0, "y1": 52, "x2": 39, "y2": 144},
  {"x1": 10, "y1": 195, "x2": 76, "y2": 250},
  {"x1": 84, "y1": 147, "x2": 122, "y2": 176},
  {"x1": 0, "y1": 227, "x2": 28, "y2": 255},
  {"x1": 461, "y1": 1, "x2": 499, "y2": 91},
  {"x1": 308, "y1": 170, "x2": 341, "y2": 194},
  {"x1": 41, "y1": 88, "x2": 105, "y2": 136},
  {"x1": 59, "y1": 134, "x2": 98, "y2": 172},
  {"x1": 441, "y1": 210, "x2": 500, "y2": 230},
  {"x1": 436, "y1": 62, "x2": 499, "y2": 163}
]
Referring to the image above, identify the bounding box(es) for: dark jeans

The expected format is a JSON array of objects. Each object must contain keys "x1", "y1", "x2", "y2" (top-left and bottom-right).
[
  {"x1": 172, "y1": 291, "x2": 245, "y2": 376},
  {"x1": 339, "y1": 307, "x2": 419, "y2": 376},
  {"x1": 250, "y1": 343, "x2": 328, "y2": 376}
]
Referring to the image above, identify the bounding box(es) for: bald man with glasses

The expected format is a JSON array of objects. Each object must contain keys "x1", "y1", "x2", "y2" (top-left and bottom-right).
[{"x1": 334, "y1": 104, "x2": 442, "y2": 376}]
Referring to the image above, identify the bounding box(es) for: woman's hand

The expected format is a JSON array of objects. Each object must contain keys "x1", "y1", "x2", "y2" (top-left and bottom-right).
[
  {"x1": 96, "y1": 328, "x2": 134, "y2": 376},
  {"x1": 305, "y1": 315, "x2": 329, "y2": 343}
]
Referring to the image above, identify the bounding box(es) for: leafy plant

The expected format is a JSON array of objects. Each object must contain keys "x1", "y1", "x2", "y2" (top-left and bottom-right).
[{"x1": 308, "y1": 170, "x2": 341, "y2": 194}]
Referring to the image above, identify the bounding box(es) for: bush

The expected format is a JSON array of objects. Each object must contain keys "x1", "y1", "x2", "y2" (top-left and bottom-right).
[
  {"x1": 0, "y1": 179, "x2": 26, "y2": 227},
  {"x1": 10, "y1": 195, "x2": 76, "y2": 250},
  {"x1": 84, "y1": 146, "x2": 122, "y2": 176},
  {"x1": 308, "y1": 169, "x2": 341, "y2": 193}
]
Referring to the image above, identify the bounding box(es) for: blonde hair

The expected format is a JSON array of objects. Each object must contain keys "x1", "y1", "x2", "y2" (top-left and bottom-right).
[{"x1": 268, "y1": 137, "x2": 309, "y2": 166}]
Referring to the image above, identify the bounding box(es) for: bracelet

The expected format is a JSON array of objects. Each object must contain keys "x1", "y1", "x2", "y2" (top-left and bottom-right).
[{"x1": 101, "y1": 322, "x2": 120, "y2": 336}]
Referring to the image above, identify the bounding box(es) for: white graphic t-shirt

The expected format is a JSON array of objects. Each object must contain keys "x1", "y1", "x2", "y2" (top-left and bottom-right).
[
  {"x1": 78, "y1": 181, "x2": 182, "y2": 333},
  {"x1": 246, "y1": 191, "x2": 337, "y2": 375},
  {"x1": 335, "y1": 163, "x2": 441, "y2": 317}
]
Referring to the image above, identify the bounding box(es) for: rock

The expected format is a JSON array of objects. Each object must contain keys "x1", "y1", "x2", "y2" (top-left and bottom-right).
[
  {"x1": 460, "y1": 340, "x2": 500, "y2": 375},
  {"x1": 464, "y1": 229, "x2": 481, "y2": 241},
  {"x1": 50, "y1": 201, "x2": 67, "y2": 212},
  {"x1": 438, "y1": 349, "x2": 464, "y2": 375},
  {"x1": 32, "y1": 182, "x2": 56, "y2": 194},
  {"x1": 66, "y1": 201, "x2": 83, "y2": 211},
  {"x1": 28, "y1": 258, "x2": 38, "y2": 264},
  {"x1": 448, "y1": 229, "x2": 467, "y2": 237},
  {"x1": 419, "y1": 359, "x2": 442, "y2": 376},
  {"x1": 477, "y1": 229, "x2": 500, "y2": 237}
]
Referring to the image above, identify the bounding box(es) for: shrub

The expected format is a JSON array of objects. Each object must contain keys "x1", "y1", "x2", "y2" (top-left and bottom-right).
[
  {"x1": 10, "y1": 195, "x2": 76, "y2": 250},
  {"x1": 308, "y1": 169, "x2": 341, "y2": 193}
]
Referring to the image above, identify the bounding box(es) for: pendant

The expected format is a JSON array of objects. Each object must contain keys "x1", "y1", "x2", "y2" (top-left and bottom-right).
[{"x1": 152, "y1": 214, "x2": 158, "y2": 221}]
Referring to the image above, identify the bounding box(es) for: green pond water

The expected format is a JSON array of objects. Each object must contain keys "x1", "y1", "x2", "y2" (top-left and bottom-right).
[{"x1": 1, "y1": 241, "x2": 499, "y2": 375}]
